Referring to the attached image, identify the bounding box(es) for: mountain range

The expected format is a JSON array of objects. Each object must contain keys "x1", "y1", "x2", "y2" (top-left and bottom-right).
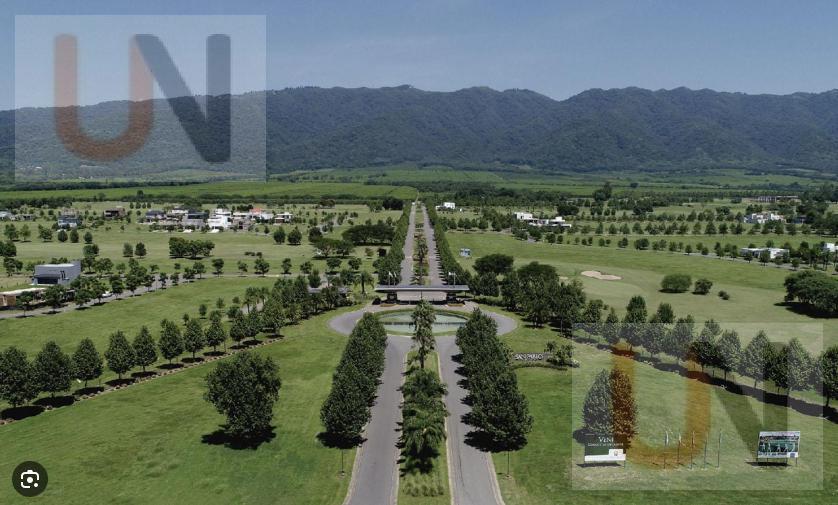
[{"x1": 5, "y1": 85, "x2": 838, "y2": 179}]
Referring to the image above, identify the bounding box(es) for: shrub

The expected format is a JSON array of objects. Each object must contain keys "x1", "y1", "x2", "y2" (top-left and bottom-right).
[
  {"x1": 718, "y1": 290, "x2": 730, "y2": 300},
  {"x1": 693, "y1": 278, "x2": 713, "y2": 295},
  {"x1": 660, "y1": 273, "x2": 692, "y2": 293}
]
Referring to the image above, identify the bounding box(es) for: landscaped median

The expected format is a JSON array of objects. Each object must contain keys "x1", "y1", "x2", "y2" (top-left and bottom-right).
[{"x1": 398, "y1": 351, "x2": 451, "y2": 505}]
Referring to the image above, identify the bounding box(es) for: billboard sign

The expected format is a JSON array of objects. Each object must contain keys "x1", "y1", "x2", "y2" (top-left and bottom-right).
[
  {"x1": 757, "y1": 431, "x2": 800, "y2": 459},
  {"x1": 584, "y1": 434, "x2": 626, "y2": 463}
]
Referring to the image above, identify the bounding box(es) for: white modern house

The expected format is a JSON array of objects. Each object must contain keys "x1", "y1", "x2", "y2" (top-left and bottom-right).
[
  {"x1": 743, "y1": 212, "x2": 784, "y2": 224},
  {"x1": 207, "y1": 215, "x2": 231, "y2": 230},
  {"x1": 441, "y1": 202, "x2": 456, "y2": 210},
  {"x1": 739, "y1": 247, "x2": 789, "y2": 260},
  {"x1": 514, "y1": 211, "x2": 572, "y2": 228},
  {"x1": 274, "y1": 211, "x2": 294, "y2": 224},
  {"x1": 823, "y1": 243, "x2": 837, "y2": 253}
]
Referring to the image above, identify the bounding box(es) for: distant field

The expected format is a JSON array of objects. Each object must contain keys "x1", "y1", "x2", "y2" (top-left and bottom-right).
[
  {"x1": 0, "y1": 181, "x2": 417, "y2": 202},
  {"x1": 284, "y1": 166, "x2": 830, "y2": 195}
]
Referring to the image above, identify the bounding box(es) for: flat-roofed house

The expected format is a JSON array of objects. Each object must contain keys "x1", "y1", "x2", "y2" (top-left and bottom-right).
[
  {"x1": 103, "y1": 207, "x2": 126, "y2": 219},
  {"x1": 32, "y1": 260, "x2": 81, "y2": 286},
  {"x1": 739, "y1": 247, "x2": 789, "y2": 260},
  {"x1": 274, "y1": 211, "x2": 294, "y2": 224}
]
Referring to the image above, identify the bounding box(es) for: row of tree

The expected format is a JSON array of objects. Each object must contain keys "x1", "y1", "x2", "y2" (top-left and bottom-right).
[
  {"x1": 426, "y1": 204, "x2": 470, "y2": 285},
  {"x1": 320, "y1": 313, "x2": 388, "y2": 459},
  {"x1": 377, "y1": 205, "x2": 410, "y2": 284},
  {"x1": 456, "y1": 309, "x2": 533, "y2": 461},
  {"x1": 577, "y1": 296, "x2": 838, "y2": 406}
]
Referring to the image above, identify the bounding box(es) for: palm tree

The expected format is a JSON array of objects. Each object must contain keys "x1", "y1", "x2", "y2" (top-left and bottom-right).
[
  {"x1": 401, "y1": 408, "x2": 447, "y2": 460},
  {"x1": 411, "y1": 300, "x2": 436, "y2": 369}
]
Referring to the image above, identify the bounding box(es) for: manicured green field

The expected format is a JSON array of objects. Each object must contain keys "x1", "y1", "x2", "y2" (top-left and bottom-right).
[
  {"x1": 0, "y1": 305, "x2": 357, "y2": 505},
  {"x1": 4, "y1": 204, "x2": 398, "y2": 274},
  {"x1": 450, "y1": 231, "x2": 834, "y2": 350}
]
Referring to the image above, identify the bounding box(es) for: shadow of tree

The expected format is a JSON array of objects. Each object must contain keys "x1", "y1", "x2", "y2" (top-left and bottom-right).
[
  {"x1": 34, "y1": 395, "x2": 75, "y2": 408},
  {"x1": 1, "y1": 405, "x2": 44, "y2": 420},
  {"x1": 202, "y1": 426, "x2": 276, "y2": 450},
  {"x1": 316, "y1": 431, "x2": 364, "y2": 450}
]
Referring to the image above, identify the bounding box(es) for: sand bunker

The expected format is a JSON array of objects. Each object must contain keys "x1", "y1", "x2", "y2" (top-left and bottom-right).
[{"x1": 581, "y1": 270, "x2": 622, "y2": 281}]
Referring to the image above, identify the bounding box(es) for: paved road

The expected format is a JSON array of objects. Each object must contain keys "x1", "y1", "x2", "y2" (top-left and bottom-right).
[
  {"x1": 437, "y1": 335, "x2": 505, "y2": 505},
  {"x1": 343, "y1": 336, "x2": 411, "y2": 505},
  {"x1": 420, "y1": 205, "x2": 445, "y2": 286},
  {"x1": 398, "y1": 202, "x2": 417, "y2": 285}
]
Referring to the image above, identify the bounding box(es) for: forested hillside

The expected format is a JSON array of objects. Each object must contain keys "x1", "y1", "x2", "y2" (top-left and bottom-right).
[{"x1": 5, "y1": 85, "x2": 838, "y2": 179}]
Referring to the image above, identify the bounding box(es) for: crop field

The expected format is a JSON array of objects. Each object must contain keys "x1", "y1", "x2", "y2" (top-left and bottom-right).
[{"x1": 0, "y1": 181, "x2": 417, "y2": 203}]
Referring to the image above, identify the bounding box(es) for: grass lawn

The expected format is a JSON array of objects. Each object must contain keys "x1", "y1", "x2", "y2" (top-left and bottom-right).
[
  {"x1": 450, "y1": 231, "x2": 833, "y2": 350},
  {"x1": 483, "y1": 307, "x2": 837, "y2": 505},
  {"x1": 0, "y1": 305, "x2": 358, "y2": 505},
  {"x1": 398, "y1": 352, "x2": 450, "y2": 505},
  {"x1": 7, "y1": 203, "x2": 398, "y2": 274},
  {"x1": 0, "y1": 276, "x2": 274, "y2": 403}
]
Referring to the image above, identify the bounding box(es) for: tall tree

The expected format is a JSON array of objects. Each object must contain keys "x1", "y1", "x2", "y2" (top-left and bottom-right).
[
  {"x1": 105, "y1": 331, "x2": 136, "y2": 380},
  {"x1": 71, "y1": 338, "x2": 103, "y2": 388},
  {"x1": 602, "y1": 308, "x2": 620, "y2": 347},
  {"x1": 716, "y1": 330, "x2": 742, "y2": 381},
  {"x1": 582, "y1": 370, "x2": 613, "y2": 435},
  {"x1": 205, "y1": 315, "x2": 228, "y2": 352},
  {"x1": 33, "y1": 341, "x2": 72, "y2": 397},
  {"x1": 738, "y1": 330, "x2": 774, "y2": 388},
  {"x1": 204, "y1": 352, "x2": 281, "y2": 438},
  {"x1": 621, "y1": 295, "x2": 647, "y2": 352},
  {"x1": 610, "y1": 368, "x2": 638, "y2": 442},
  {"x1": 158, "y1": 319, "x2": 184, "y2": 365},
  {"x1": 816, "y1": 346, "x2": 838, "y2": 408},
  {"x1": 411, "y1": 300, "x2": 436, "y2": 369},
  {"x1": 183, "y1": 318, "x2": 206, "y2": 360},
  {"x1": 132, "y1": 326, "x2": 158, "y2": 373},
  {"x1": 0, "y1": 347, "x2": 37, "y2": 408}
]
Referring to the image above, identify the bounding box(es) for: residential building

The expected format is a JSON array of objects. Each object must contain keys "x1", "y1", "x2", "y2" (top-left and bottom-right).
[
  {"x1": 103, "y1": 207, "x2": 126, "y2": 219},
  {"x1": 739, "y1": 247, "x2": 789, "y2": 260},
  {"x1": 274, "y1": 211, "x2": 294, "y2": 224},
  {"x1": 823, "y1": 243, "x2": 837, "y2": 253},
  {"x1": 0, "y1": 287, "x2": 46, "y2": 309},
  {"x1": 32, "y1": 260, "x2": 81, "y2": 286},
  {"x1": 436, "y1": 201, "x2": 456, "y2": 210},
  {"x1": 514, "y1": 211, "x2": 572, "y2": 228},
  {"x1": 0, "y1": 210, "x2": 12, "y2": 220},
  {"x1": 145, "y1": 209, "x2": 165, "y2": 220},
  {"x1": 57, "y1": 216, "x2": 80, "y2": 229},
  {"x1": 743, "y1": 212, "x2": 784, "y2": 225},
  {"x1": 207, "y1": 215, "x2": 231, "y2": 230}
]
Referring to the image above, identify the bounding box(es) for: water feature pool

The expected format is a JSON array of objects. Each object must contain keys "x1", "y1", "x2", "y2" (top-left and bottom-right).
[{"x1": 379, "y1": 311, "x2": 468, "y2": 335}]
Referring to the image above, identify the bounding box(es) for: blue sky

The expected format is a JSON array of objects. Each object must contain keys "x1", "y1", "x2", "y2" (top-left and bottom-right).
[{"x1": 4, "y1": 0, "x2": 838, "y2": 110}]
